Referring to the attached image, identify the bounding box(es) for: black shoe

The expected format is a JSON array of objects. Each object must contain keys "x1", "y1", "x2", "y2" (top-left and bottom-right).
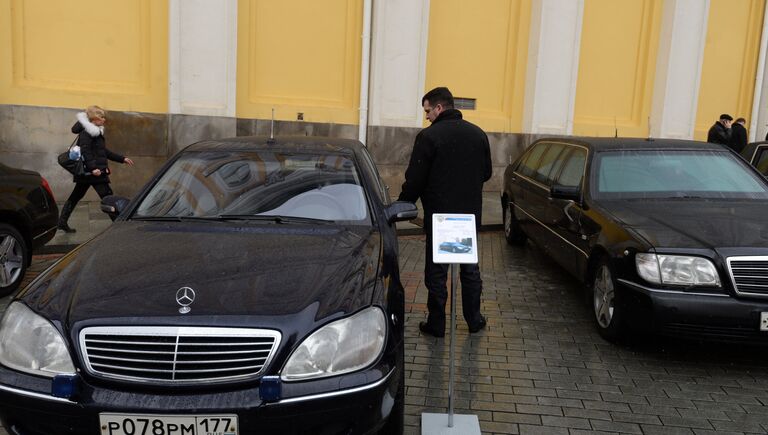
[
  {"x1": 58, "y1": 223, "x2": 76, "y2": 233},
  {"x1": 419, "y1": 321, "x2": 445, "y2": 338},
  {"x1": 468, "y1": 316, "x2": 487, "y2": 333}
]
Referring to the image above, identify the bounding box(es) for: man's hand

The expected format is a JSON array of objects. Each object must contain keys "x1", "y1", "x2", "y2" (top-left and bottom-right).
[
  {"x1": 92, "y1": 168, "x2": 102, "y2": 176},
  {"x1": 124, "y1": 158, "x2": 134, "y2": 166}
]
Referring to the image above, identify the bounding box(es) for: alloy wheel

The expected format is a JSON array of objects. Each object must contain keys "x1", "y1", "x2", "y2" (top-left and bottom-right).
[
  {"x1": 593, "y1": 265, "x2": 615, "y2": 328},
  {"x1": 0, "y1": 234, "x2": 23, "y2": 287}
]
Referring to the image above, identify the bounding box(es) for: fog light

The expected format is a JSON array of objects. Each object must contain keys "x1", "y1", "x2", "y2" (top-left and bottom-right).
[
  {"x1": 259, "y1": 376, "x2": 281, "y2": 402},
  {"x1": 51, "y1": 374, "x2": 79, "y2": 399}
]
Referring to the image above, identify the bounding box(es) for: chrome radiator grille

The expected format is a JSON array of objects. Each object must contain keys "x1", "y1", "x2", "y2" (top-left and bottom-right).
[
  {"x1": 79, "y1": 326, "x2": 281, "y2": 384},
  {"x1": 727, "y1": 256, "x2": 768, "y2": 297}
]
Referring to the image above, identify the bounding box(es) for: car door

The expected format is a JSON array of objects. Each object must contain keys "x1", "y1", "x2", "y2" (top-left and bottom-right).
[
  {"x1": 511, "y1": 142, "x2": 549, "y2": 243},
  {"x1": 523, "y1": 142, "x2": 568, "y2": 253},
  {"x1": 750, "y1": 145, "x2": 768, "y2": 176},
  {"x1": 546, "y1": 146, "x2": 589, "y2": 277}
]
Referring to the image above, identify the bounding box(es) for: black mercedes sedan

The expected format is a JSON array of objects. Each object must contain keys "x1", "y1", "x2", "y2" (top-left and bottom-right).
[
  {"x1": 0, "y1": 163, "x2": 58, "y2": 296},
  {"x1": 501, "y1": 137, "x2": 768, "y2": 342},
  {"x1": 0, "y1": 137, "x2": 416, "y2": 435},
  {"x1": 741, "y1": 141, "x2": 768, "y2": 176}
]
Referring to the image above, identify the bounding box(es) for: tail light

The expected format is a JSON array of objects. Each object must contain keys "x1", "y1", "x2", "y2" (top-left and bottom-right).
[{"x1": 41, "y1": 176, "x2": 56, "y2": 203}]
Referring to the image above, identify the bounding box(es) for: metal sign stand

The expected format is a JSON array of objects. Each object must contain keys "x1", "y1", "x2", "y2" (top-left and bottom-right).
[{"x1": 422, "y1": 214, "x2": 481, "y2": 435}]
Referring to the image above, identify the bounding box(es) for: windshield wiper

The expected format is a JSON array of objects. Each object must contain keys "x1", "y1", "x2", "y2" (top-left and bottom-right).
[
  {"x1": 217, "y1": 214, "x2": 334, "y2": 224},
  {"x1": 131, "y1": 216, "x2": 226, "y2": 222}
]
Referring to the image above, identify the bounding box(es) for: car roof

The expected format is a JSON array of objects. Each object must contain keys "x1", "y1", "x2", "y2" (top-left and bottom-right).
[
  {"x1": 536, "y1": 136, "x2": 726, "y2": 152},
  {"x1": 184, "y1": 136, "x2": 365, "y2": 154}
]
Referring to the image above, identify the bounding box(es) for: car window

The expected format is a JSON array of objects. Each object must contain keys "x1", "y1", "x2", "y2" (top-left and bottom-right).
[
  {"x1": 592, "y1": 150, "x2": 768, "y2": 200},
  {"x1": 135, "y1": 151, "x2": 370, "y2": 223},
  {"x1": 358, "y1": 147, "x2": 389, "y2": 205},
  {"x1": 754, "y1": 147, "x2": 768, "y2": 176},
  {"x1": 517, "y1": 143, "x2": 548, "y2": 179},
  {"x1": 533, "y1": 142, "x2": 566, "y2": 185},
  {"x1": 555, "y1": 147, "x2": 587, "y2": 188}
]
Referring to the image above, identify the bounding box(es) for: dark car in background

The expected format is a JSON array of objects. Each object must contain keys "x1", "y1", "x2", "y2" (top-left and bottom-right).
[
  {"x1": 501, "y1": 137, "x2": 768, "y2": 342},
  {"x1": 741, "y1": 141, "x2": 768, "y2": 176},
  {"x1": 0, "y1": 163, "x2": 58, "y2": 296},
  {"x1": 0, "y1": 137, "x2": 416, "y2": 435}
]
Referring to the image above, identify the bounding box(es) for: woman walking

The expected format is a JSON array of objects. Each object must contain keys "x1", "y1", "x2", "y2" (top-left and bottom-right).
[{"x1": 58, "y1": 105, "x2": 134, "y2": 232}]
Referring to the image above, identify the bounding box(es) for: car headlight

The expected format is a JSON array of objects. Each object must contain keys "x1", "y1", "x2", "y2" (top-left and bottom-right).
[
  {"x1": 0, "y1": 302, "x2": 75, "y2": 377},
  {"x1": 281, "y1": 306, "x2": 386, "y2": 381},
  {"x1": 636, "y1": 253, "x2": 720, "y2": 286}
]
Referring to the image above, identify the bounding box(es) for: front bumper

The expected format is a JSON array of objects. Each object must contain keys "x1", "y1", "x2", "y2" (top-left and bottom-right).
[
  {"x1": 619, "y1": 279, "x2": 768, "y2": 340},
  {"x1": 0, "y1": 361, "x2": 400, "y2": 435}
]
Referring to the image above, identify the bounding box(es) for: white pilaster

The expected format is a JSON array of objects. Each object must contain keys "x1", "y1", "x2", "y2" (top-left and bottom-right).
[
  {"x1": 650, "y1": 0, "x2": 709, "y2": 139},
  {"x1": 369, "y1": 0, "x2": 430, "y2": 128},
  {"x1": 169, "y1": 0, "x2": 237, "y2": 117},
  {"x1": 522, "y1": 0, "x2": 584, "y2": 135},
  {"x1": 751, "y1": 0, "x2": 768, "y2": 142}
]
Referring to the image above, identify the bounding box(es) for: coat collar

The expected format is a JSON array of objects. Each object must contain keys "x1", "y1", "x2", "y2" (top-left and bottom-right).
[
  {"x1": 433, "y1": 108, "x2": 463, "y2": 124},
  {"x1": 76, "y1": 112, "x2": 105, "y2": 137}
]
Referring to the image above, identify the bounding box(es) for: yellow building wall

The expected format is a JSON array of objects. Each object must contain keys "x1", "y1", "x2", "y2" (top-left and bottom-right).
[
  {"x1": 237, "y1": 0, "x2": 362, "y2": 124},
  {"x1": 0, "y1": 0, "x2": 168, "y2": 113},
  {"x1": 694, "y1": 0, "x2": 765, "y2": 141},
  {"x1": 425, "y1": 0, "x2": 531, "y2": 133},
  {"x1": 573, "y1": 0, "x2": 662, "y2": 137}
]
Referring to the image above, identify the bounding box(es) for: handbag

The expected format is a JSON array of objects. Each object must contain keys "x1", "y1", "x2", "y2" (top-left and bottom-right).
[{"x1": 57, "y1": 136, "x2": 86, "y2": 178}]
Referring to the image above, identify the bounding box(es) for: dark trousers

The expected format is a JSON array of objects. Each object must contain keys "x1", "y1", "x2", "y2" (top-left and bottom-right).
[
  {"x1": 424, "y1": 230, "x2": 483, "y2": 333},
  {"x1": 60, "y1": 182, "x2": 114, "y2": 224}
]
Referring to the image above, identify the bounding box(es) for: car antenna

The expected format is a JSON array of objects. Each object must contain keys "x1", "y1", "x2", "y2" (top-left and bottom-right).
[
  {"x1": 614, "y1": 117, "x2": 618, "y2": 138},
  {"x1": 268, "y1": 108, "x2": 276, "y2": 144},
  {"x1": 646, "y1": 116, "x2": 654, "y2": 141}
]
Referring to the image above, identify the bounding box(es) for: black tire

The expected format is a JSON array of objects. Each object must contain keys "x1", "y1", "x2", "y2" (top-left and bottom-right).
[
  {"x1": 0, "y1": 223, "x2": 28, "y2": 297},
  {"x1": 503, "y1": 201, "x2": 526, "y2": 245},
  {"x1": 591, "y1": 257, "x2": 624, "y2": 341}
]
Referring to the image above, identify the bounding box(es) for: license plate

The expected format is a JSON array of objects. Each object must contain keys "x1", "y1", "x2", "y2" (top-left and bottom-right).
[
  {"x1": 99, "y1": 413, "x2": 238, "y2": 435},
  {"x1": 761, "y1": 312, "x2": 768, "y2": 331}
]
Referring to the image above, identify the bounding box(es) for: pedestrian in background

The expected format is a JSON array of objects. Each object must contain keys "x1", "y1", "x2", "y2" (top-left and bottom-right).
[
  {"x1": 730, "y1": 117, "x2": 748, "y2": 154},
  {"x1": 58, "y1": 106, "x2": 134, "y2": 232},
  {"x1": 707, "y1": 114, "x2": 733, "y2": 146},
  {"x1": 398, "y1": 87, "x2": 492, "y2": 337}
]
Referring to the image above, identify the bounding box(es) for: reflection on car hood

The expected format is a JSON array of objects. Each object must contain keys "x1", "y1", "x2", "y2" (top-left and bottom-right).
[
  {"x1": 21, "y1": 222, "x2": 380, "y2": 328},
  {"x1": 600, "y1": 200, "x2": 768, "y2": 249}
]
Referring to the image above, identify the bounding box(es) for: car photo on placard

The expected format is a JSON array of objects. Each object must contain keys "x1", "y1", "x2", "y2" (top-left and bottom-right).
[{"x1": 438, "y1": 241, "x2": 473, "y2": 254}]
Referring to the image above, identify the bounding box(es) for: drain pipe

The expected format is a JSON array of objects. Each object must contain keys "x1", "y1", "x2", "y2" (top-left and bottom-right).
[
  {"x1": 358, "y1": 0, "x2": 373, "y2": 145},
  {"x1": 749, "y1": 0, "x2": 768, "y2": 142}
]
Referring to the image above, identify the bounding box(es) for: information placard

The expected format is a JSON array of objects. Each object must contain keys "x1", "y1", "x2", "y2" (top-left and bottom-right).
[{"x1": 432, "y1": 214, "x2": 478, "y2": 264}]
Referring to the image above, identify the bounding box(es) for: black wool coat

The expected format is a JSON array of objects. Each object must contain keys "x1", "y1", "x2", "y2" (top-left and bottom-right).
[
  {"x1": 398, "y1": 109, "x2": 492, "y2": 229},
  {"x1": 707, "y1": 121, "x2": 731, "y2": 146},
  {"x1": 71, "y1": 118, "x2": 124, "y2": 184},
  {"x1": 730, "y1": 123, "x2": 748, "y2": 154}
]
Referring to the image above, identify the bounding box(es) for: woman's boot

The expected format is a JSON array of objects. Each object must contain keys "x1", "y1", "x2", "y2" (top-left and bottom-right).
[{"x1": 57, "y1": 201, "x2": 77, "y2": 233}]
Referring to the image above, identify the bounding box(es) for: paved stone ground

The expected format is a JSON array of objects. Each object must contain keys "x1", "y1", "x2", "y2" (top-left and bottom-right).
[{"x1": 4, "y1": 232, "x2": 768, "y2": 434}]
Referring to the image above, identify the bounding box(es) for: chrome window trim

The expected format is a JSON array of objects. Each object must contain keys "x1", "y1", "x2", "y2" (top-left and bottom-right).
[
  {"x1": 617, "y1": 279, "x2": 730, "y2": 297},
  {"x1": 274, "y1": 367, "x2": 394, "y2": 405},
  {"x1": 513, "y1": 142, "x2": 589, "y2": 193},
  {"x1": 513, "y1": 202, "x2": 588, "y2": 259},
  {"x1": 726, "y1": 256, "x2": 768, "y2": 298},
  {"x1": 0, "y1": 383, "x2": 76, "y2": 404},
  {"x1": 749, "y1": 145, "x2": 766, "y2": 165},
  {"x1": 79, "y1": 326, "x2": 282, "y2": 385}
]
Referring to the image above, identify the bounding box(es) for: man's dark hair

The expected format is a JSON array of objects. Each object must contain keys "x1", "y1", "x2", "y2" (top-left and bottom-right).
[
  {"x1": 422, "y1": 87, "x2": 454, "y2": 108},
  {"x1": 719, "y1": 114, "x2": 733, "y2": 121},
  {"x1": 735, "y1": 117, "x2": 746, "y2": 124}
]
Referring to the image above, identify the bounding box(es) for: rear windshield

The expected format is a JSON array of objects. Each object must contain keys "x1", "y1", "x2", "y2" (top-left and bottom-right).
[
  {"x1": 592, "y1": 150, "x2": 768, "y2": 200},
  {"x1": 134, "y1": 150, "x2": 370, "y2": 223}
]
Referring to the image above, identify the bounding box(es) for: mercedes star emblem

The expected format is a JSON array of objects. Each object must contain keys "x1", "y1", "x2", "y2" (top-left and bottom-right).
[{"x1": 176, "y1": 287, "x2": 196, "y2": 314}]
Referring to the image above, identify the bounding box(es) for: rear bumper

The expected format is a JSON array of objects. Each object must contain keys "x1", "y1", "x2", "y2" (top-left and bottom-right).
[{"x1": 619, "y1": 279, "x2": 768, "y2": 341}]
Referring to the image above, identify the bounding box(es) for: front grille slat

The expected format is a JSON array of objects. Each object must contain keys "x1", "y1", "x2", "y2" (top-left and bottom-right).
[
  {"x1": 80, "y1": 326, "x2": 281, "y2": 385},
  {"x1": 728, "y1": 257, "x2": 768, "y2": 297}
]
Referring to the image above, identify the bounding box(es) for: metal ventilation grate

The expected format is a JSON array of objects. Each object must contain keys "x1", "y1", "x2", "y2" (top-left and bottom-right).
[{"x1": 454, "y1": 97, "x2": 476, "y2": 110}]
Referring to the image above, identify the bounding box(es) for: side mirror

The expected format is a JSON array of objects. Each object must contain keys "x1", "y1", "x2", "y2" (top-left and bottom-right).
[
  {"x1": 101, "y1": 195, "x2": 130, "y2": 219},
  {"x1": 385, "y1": 201, "x2": 418, "y2": 224},
  {"x1": 550, "y1": 184, "x2": 581, "y2": 202}
]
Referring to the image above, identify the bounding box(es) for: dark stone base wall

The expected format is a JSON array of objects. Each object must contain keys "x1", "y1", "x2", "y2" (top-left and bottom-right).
[{"x1": 0, "y1": 104, "x2": 542, "y2": 202}]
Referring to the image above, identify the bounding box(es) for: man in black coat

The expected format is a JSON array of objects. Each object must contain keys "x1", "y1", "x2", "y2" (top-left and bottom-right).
[
  {"x1": 707, "y1": 113, "x2": 733, "y2": 146},
  {"x1": 398, "y1": 87, "x2": 492, "y2": 337},
  {"x1": 730, "y1": 117, "x2": 748, "y2": 154}
]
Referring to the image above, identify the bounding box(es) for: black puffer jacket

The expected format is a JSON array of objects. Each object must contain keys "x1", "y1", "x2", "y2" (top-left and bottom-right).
[
  {"x1": 398, "y1": 109, "x2": 492, "y2": 229},
  {"x1": 71, "y1": 112, "x2": 125, "y2": 184}
]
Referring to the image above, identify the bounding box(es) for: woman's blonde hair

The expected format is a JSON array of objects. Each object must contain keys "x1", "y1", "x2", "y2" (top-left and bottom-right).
[{"x1": 86, "y1": 105, "x2": 106, "y2": 121}]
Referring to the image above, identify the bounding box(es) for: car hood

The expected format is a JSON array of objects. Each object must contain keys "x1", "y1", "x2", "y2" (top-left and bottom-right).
[
  {"x1": 20, "y1": 222, "x2": 381, "y2": 328},
  {"x1": 599, "y1": 200, "x2": 768, "y2": 249}
]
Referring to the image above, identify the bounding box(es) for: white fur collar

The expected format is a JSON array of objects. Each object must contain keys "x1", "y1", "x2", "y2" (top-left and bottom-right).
[{"x1": 76, "y1": 112, "x2": 105, "y2": 137}]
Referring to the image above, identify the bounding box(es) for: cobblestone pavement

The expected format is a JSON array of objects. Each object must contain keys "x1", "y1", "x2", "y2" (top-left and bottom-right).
[{"x1": 3, "y1": 232, "x2": 768, "y2": 434}]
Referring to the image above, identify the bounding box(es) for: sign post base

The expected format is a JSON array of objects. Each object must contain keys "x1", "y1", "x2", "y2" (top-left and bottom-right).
[{"x1": 421, "y1": 413, "x2": 481, "y2": 435}]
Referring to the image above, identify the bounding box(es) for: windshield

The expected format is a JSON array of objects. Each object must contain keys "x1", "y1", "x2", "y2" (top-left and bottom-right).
[
  {"x1": 592, "y1": 150, "x2": 768, "y2": 200},
  {"x1": 134, "y1": 150, "x2": 370, "y2": 223}
]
